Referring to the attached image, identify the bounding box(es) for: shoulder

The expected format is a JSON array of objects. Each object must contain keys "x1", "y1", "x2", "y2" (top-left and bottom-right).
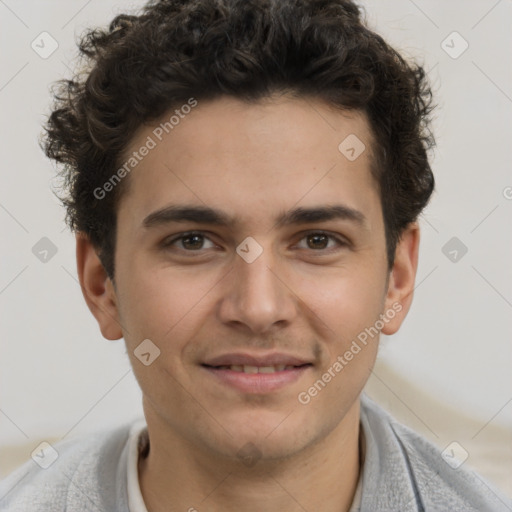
[
  {"x1": 0, "y1": 421, "x2": 139, "y2": 512},
  {"x1": 359, "y1": 394, "x2": 512, "y2": 512}
]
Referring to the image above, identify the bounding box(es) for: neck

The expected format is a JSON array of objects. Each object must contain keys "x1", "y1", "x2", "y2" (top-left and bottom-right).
[{"x1": 138, "y1": 400, "x2": 362, "y2": 512}]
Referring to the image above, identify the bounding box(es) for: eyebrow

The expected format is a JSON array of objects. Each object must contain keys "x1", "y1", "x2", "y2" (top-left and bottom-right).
[{"x1": 142, "y1": 204, "x2": 367, "y2": 229}]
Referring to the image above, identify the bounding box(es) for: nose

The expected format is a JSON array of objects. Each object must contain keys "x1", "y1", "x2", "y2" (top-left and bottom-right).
[{"x1": 218, "y1": 246, "x2": 297, "y2": 335}]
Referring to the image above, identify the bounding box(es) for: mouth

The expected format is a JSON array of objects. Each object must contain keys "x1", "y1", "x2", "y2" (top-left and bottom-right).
[
  {"x1": 201, "y1": 354, "x2": 313, "y2": 393},
  {"x1": 204, "y1": 363, "x2": 310, "y2": 373}
]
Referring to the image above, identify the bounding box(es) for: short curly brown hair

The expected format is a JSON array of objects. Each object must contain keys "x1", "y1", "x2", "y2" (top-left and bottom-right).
[{"x1": 43, "y1": 0, "x2": 435, "y2": 279}]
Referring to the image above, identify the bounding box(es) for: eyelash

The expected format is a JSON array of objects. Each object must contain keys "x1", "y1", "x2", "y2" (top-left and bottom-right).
[{"x1": 161, "y1": 230, "x2": 348, "y2": 255}]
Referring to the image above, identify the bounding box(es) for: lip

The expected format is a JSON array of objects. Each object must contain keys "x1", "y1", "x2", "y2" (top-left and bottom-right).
[
  {"x1": 201, "y1": 364, "x2": 312, "y2": 394},
  {"x1": 202, "y1": 352, "x2": 312, "y2": 367}
]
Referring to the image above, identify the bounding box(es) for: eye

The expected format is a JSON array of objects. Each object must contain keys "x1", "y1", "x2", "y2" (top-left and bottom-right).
[
  {"x1": 295, "y1": 231, "x2": 346, "y2": 251},
  {"x1": 163, "y1": 231, "x2": 217, "y2": 251},
  {"x1": 161, "y1": 230, "x2": 347, "y2": 255}
]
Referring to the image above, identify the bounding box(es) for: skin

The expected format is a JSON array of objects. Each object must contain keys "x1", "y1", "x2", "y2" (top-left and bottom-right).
[{"x1": 77, "y1": 94, "x2": 419, "y2": 512}]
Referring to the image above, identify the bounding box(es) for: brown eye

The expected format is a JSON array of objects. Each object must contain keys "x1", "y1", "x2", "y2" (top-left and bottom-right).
[
  {"x1": 181, "y1": 233, "x2": 205, "y2": 250},
  {"x1": 162, "y1": 231, "x2": 216, "y2": 252},
  {"x1": 295, "y1": 231, "x2": 346, "y2": 253},
  {"x1": 306, "y1": 233, "x2": 329, "y2": 249}
]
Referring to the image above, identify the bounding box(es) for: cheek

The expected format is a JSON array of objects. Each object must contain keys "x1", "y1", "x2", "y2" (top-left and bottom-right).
[
  {"x1": 116, "y1": 264, "x2": 220, "y2": 349},
  {"x1": 117, "y1": 269, "x2": 212, "y2": 404},
  {"x1": 300, "y1": 268, "x2": 386, "y2": 338},
  {"x1": 294, "y1": 275, "x2": 383, "y2": 438},
  {"x1": 294, "y1": 264, "x2": 387, "y2": 389}
]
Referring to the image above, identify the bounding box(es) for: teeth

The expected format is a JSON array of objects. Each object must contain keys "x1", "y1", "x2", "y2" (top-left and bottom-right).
[{"x1": 226, "y1": 364, "x2": 291, "y2": 373}]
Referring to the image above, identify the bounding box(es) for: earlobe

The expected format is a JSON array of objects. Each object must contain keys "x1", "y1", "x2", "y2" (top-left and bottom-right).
[
  {"x1": 76, "y1": 233, "x2": 123, "y2": 340},
  {"x1": 381, "y1": 223, "x2": 420, "y2": 335}
]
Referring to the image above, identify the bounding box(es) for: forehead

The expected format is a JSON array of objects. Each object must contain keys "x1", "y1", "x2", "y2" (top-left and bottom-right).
[{"x1": 117, "y1": 95, "x2": 380, "y2": 231}]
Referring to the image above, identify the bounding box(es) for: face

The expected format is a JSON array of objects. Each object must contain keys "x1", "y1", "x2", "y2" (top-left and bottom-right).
[{"x1": 79, "y1": 95, "x2": 418, "y2": 463}]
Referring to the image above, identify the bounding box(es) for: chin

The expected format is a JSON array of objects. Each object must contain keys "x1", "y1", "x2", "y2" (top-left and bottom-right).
[{"x1": 213, "y1": 409, "x2": 312, "y2": 460}]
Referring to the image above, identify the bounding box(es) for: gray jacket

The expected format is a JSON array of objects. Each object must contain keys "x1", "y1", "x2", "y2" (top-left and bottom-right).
[{"x1": 1, "y1": 395, "x2": 510, "y2": 511}]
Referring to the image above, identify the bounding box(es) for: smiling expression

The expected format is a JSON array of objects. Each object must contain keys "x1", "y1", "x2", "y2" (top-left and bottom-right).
[{"x1": 85, "y1": 93, "x2": 415, "y2": 462}]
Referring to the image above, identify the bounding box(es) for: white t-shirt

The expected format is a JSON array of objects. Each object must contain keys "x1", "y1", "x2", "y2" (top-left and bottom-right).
[{"x1": 126, "y1": 421, "x2": 363, "y2": 512}]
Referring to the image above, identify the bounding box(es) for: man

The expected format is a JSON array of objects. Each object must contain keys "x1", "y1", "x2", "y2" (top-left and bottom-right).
[{"x1": 1, "y1": 0, "x2": 510, "y2": 511}]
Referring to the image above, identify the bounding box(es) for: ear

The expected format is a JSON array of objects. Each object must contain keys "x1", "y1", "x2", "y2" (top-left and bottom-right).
[
  {"x1": 381, "y1": 223, "x2": 420, "y2": 335},
  {"x1": 75, "y1": 232, "x2": 123, "y2": 340}
]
